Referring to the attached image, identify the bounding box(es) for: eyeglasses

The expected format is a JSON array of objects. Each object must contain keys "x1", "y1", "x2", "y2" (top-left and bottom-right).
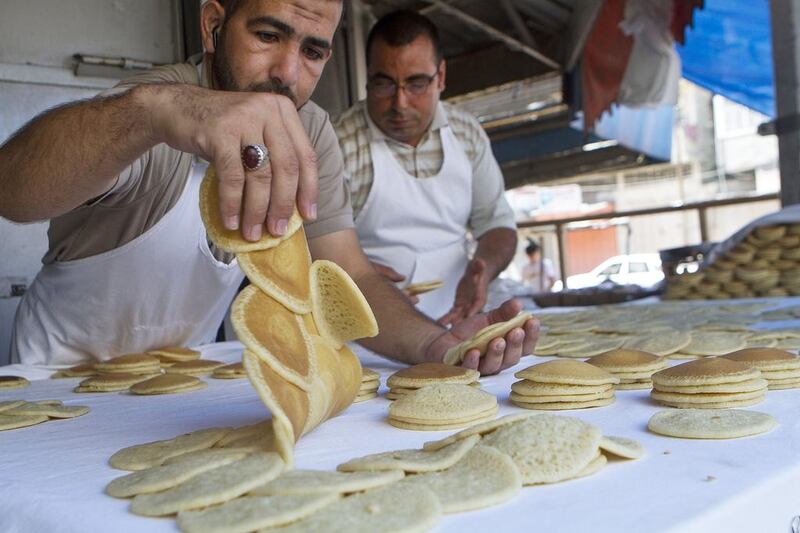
[{"x1": 367, "y1": 72, "x2": 438, "y2": 98}]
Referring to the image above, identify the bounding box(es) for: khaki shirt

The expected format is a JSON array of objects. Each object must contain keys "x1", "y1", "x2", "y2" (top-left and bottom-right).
[{"x1": 44, "y1": 57, "x2": 353, "y2": 264}]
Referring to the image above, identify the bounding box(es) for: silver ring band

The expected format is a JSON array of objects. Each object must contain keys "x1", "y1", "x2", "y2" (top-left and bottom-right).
[{"x1": 241, "y1": 143, "x2": 269, "y2": 171}]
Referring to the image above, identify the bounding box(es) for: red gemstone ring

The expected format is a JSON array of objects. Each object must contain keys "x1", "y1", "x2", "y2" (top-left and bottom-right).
[{"x1": 241, "y1": 143, "x2": 269, "y2": 171}]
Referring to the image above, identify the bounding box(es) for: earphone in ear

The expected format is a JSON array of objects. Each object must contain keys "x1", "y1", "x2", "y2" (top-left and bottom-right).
[{"x1": 212, "y1": 26, "x2": 220, "y2": 49}]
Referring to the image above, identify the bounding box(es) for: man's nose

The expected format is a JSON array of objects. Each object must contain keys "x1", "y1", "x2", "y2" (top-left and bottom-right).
[
  {"x1": 270, "y1": 45, "x2": 300, "y2": 88},
  {"x1": 391, "y1": 86, "x2": 409, "y2": 110}
]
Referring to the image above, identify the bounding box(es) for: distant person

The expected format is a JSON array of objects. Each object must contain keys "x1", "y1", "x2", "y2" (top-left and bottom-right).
[{"x1": 521, "y1": 240, "x2": 556, "y2": 292}]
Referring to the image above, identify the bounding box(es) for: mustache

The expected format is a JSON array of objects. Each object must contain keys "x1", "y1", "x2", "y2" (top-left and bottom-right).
[{"x1": 248, "y1": 79, "x2": 297, "y2": 106}]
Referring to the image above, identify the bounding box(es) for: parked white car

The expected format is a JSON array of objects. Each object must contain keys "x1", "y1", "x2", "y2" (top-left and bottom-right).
[{"x1": 553, "y1": 253, "x2": 664, "y2": 291}]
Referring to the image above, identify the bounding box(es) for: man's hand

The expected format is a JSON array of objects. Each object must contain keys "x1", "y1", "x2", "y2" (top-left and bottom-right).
[
  {"x1": 149, "y1": 85, "x2": 318, "y2": 241},
  {"x1": 369, "y1": 261, "x2": 419, "y2": 305},
  {"x1": 438, "y1": 257, "x2": 491, "y2": 327},
  {"x1": 425, "y1": 298, "x2": 539, "y2": 375}
]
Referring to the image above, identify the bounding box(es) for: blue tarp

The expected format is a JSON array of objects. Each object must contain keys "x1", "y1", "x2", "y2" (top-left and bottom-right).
[{"x1": 678, "y1": 0, "x2": 775, "y2": 117}]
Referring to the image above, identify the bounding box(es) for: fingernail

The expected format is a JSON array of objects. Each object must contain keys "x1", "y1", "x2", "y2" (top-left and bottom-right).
[
  {"x1": 225, "y1": 215, "x2": 239, "y2": 231},
  {"x1": 275, "y1": 218, "x2": 288, "y2": 236},
  {"x1": 309, "y1": 203, "x2": 318, "y2": 220},
  {"x1": 247, "y1": 224, "x2": 262, "y2": 241}
]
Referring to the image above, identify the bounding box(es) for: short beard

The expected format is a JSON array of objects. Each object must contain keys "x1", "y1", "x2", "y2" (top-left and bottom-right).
[{"x1": 211, "y1": 31, "x2": 298, "y2": 107}]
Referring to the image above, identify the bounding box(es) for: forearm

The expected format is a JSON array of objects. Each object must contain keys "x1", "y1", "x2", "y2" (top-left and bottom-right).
[
  {"x1": 474, "y1": 227, "x2": 518, "y2": 279},
  {"x1": 0, "y1": 85, "x2": 160, "y2": 222},
  {"x1": 352, "y1": 269, "x2": 445, "y2": 364}
]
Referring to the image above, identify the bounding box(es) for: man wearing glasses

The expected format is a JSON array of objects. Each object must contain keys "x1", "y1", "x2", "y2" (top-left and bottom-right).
[{"x1": 335, "y1": 10, "x2": 518, "y2": 326}]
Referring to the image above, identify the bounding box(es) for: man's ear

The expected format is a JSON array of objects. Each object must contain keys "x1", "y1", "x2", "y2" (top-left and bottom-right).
[
  {"x1": 200, "y1": 0, "x2": 226, "y2": 53},
  {"x1": 437, "y1": 60, "x2": 447, "y2": 92}
]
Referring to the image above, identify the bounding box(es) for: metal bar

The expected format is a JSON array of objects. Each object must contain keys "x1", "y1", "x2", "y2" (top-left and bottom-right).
[
  {"x1": 422, "y1": 0, "x2": 561, "y2": 70},
  {"x1": 556, "y1": 223, "x2": 567, "y2": 289},
  {"x1": 498, "y1": 0, "x2": 536, "y2": 48},
  {"x1": 517, "y1": 193, "x2": 779, "y2": 229},
  {"x1": 698, "y1": 206, "x2": 709, "y2": 242}
]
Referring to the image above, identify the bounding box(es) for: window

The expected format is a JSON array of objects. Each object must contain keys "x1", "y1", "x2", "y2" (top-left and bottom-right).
[
  {"x1": 598, "y1": 263, "x2": 621, "y2": 276},
  {"x1": 629, "y1": 262, "x2": 648, "y2": 273}
]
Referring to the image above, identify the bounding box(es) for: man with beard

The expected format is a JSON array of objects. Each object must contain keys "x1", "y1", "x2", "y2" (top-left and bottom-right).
[
  {"x1": 334, "y1": 10, "x2": 518, "y2": 326},
  {"x1": 0, "y1": 0, "x2": 536, "y2": 375}
]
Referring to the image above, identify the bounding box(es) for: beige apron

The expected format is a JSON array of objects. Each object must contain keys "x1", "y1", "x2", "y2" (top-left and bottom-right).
[
  {"x1": 355, "y1": 125, "x2": 472, "y2": 319},
  {"x1": 11, "y1": 157, "x2": 244, "y2": 365}
]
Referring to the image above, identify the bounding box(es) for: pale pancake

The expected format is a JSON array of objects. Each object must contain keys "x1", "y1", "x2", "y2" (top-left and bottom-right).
[
  {"x1": 647, "y1": 408, "x2": 778, "y2": 438},
  {"x1": 147, "y1": 347, "x2": 201, "y2": 363},
  {"x1": 236, "y1": 226, "x2": 312, "y2": 314},
  {"x1": 767, "y1": 378, "x2": 800, "y2": 390},
  {"x1": 164, "y1": 360, "x2": 225, "y2": 377},
  {"x1": 555, "y1": 337, "x2": 626, "y2": 358},
  {"x1": 615, "y1": 381, "x2": 653, "y2": 390},
  {"x1": 0, "y1": 400, "x2": 26, "y2": 412},
  {"x1": 310, "y1": 260, "x2": 378, "y2": 349},
  {"x1": 759, "y1": 368, "x2": 800, "y2": 379},
  {"x1": 130, "y1": 452, "x2": 285, "y2": 516},
  {"x1": 353, "y1": 392, "x2": 377, "y2": 403},
  {"x1": 389, "y1": 383, "x2": 497, "y2": 423},
  {"x1": 109, "y1": 428, "x2": 231, "y2": 471},
  {"x1": 0, "y1": 376, "x2": 30, "y2": 389},
  {"x1": 387, "y1": 363, "x2": 479, "y2": 389},
  {"x1": 571, "y1": 453, "x2": 606, "y2": 479},
  {"x1": 51, "y1": 363, "x2": 97, "y2": 378},
  {"x1": 515, "y1": 360, "x2": 619, "y2": 386},
  {"x1": 511, "y1": 380, "x2": 612, "y2": 397},
  {"x1": 211, "y1": 362, "x2": 246, "y2": 379},
  {"x1": 652, "y1": 357, "x2": 761, "y2": 387},
  {"x1": 0, "y1": 413, "x2": 48, "y2": 430},
  {"x1": 681, "y1": 332, "x2": 748, "y2": 356},
  {"x1": 653, "y1": 377, "x2": 768, "y2": 394},
  {"x1": 599, "y1": 435, "x2": 645, "y2": 459},
  {"x1": 390, "y1": 405, "x2": 498, "y2": 426},
  {"x1": 586, "y1": 349, "x2": 666, "y2": 372},
  {"x1": 423, "y1": 412, "x2": 537, "y2": 451},
  {"x1": 388, "y1": 408, "x2": 498, "y2": 431},
  {"x1": 199, "y1": 166, "x2": 302, "y2": 253},
  {"x1": 94, "y1": 353, "x2": 161, "y2": 374},
  {"x1": 130, "y1": 374, "x2": 207, "y2": 395},
  {"x1": 511, "y1": 396, "x2": 615, "y2": 410},
  {"x1": 3, "y1": 402, "x2": 89, "y2": 418},
  {"x1": 481, "y1": 414, "x2": 602, "y2": 485},
  {"x1": 233, "y1": 286, "x2": 315, "y2": 390},
  {"x1": 399, "y1": 445, "x2": 522, "y2": 513},
  {"x1": 361, "y1": 368, "x2": 380, "y2": 382},
  {"x1": 651, "y1": 388, "x2": 766, "y2": 404},
  {"x1": 215, "y1": 420, "x2": 273, "y2": 448},
  {"x1": 177, "y1": 493, "x2": 339, "y2": 533},
  {"x1": 655, "y1": 395, "x2": 765, "y2": 409},
  {"x1": 251, "y1": 469, "x2": 404, "y2": 496},
  {"x1": 443, "y1": 312, "x2": 532, "y2": 365},
  {"x1": 358, "y1": 380, "x2": 379, "y2": 392},
  {"x1": 75, "y1": 372, "x2": 156, "y2": 392},
  {"x1": 510, "y1": 389, "x2": 613, "y2": 404},
  {"x1": 339, "y1": 434, "x2": 480, "y2": 473},
  {"x1": 612, "y1": 370, "x2": 661, "y2": 380},
  {"x1": 721, "y1": 348, "x2": 800, "y2": 371}
]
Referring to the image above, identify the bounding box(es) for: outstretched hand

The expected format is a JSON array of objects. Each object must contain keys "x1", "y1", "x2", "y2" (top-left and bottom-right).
[{"x1": 425, "y1": 298, "x2": 539, "y2": 375}]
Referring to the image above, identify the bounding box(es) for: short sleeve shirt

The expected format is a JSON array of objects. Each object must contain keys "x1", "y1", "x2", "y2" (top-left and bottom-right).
[{"x1": 43, "y1": 56, "x2": 353, "y2": 264}]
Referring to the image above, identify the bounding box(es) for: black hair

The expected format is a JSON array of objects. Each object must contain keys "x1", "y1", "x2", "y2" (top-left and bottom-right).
[
  {"x1": 366, "y1": 9, "x2": 443, "y2": 66},
  {"x1": 525, "y1": 239, "x2": 540, "y2": 256}
]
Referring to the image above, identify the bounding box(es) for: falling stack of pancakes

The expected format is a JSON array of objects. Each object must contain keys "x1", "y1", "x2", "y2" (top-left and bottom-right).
[
  {"x1": 586, "y1": 349, "x2": 668, "y2": 390},
  {"x1": 650, "y1": 357, "x2": 768, "y2": 409},
  {"x1": 511, "y1": 360, "x2": 619, "y2": 410},
  {"x1": 200, "y1": 167, "x2": 379, "y2": 466},
  {"x1": 385, "y1": 363, "x2": 480, "y2": 401},
  {"x1": 721, "y1": 348, "x2": 800, "y2": 390}
]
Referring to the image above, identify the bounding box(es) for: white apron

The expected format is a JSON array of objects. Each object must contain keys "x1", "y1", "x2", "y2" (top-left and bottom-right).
[
  {"x1": 355, "y1": 125, "x2": 472, "y2": 319},
  {"x1": 11, "y1": 158, "x2": 244, "y2": 366}
]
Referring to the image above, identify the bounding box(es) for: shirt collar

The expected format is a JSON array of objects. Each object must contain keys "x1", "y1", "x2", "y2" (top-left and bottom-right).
[{"x1": 363, "y1": 100, "x2": 449, "y2": 146}]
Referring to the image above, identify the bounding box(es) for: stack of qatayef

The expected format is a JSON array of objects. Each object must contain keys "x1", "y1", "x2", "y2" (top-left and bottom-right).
[
  {"x1": 511, "y1": 360, "x2": 618, "y2": 410},
  {"x1": 650, "y1": 357, "x2": 767, "y2": 408},
  {"x1": 211, "y1": 362, "x2": 247, "y2": 379},
  {"x1": 385, "y1": 363, "x2": 479, "y2": 401},
  {"x1": 721, "y1": 348, "x2": 800, "y2": 390},
  {"x1": 164, "y1": 359, "x2": 226, "y2": 377},
  {"x1": 147, "y1": 347, "x2": 201, "y2": 368},
  {"x1": 354, "y1": 368, "x2": 380, "y2": 403},
  {"x1": 586, "y1": 349, "x2": 667, "y2": 390},
  {"x1": 388, "y1": 383, "x2": 498, "y2": 431}
]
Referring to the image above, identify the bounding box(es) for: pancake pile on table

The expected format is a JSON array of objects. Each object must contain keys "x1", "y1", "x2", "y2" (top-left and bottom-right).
[
  {"x1": 385, "y1": 362, "x2": 480, "y2": 400},
  {"x1": 650, "y1": 357, "x2": 768, "y2": 409},
  {"x1": 0, "y1": 399, "x2": 89, "y2": 431},
  {"x1": 511, "y1": 360, "x2": 618, "y2": 410},
  {"x1": 387, "y1": 383, "x2": 498, "y2": 430},
  {"x1": 0, "y1": 376, "x2": 30, "y2": 389},
  {"x1": 355, "y1": 367, "x2": 380, "y2": 403},
  {"x1": 586, "y1": 349, "x2": 668, "y2": 390},
  {"x1": 201, "y1": 167, "x2": 378, "y2": 467},
  {"x1": 664, "y1": 223, "x2": 800, "y2": 300},
  {"x1": 104, "y1": 413, "x2": 642, "y2": 532},
  {"x1": 721, "y1": 348, "x2": 800, "y2": 390}
]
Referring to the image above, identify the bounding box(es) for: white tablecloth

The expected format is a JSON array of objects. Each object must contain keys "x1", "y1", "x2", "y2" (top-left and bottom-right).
[{"x1": 2, "y1": 339, "x2": 800, "y2": 533}]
